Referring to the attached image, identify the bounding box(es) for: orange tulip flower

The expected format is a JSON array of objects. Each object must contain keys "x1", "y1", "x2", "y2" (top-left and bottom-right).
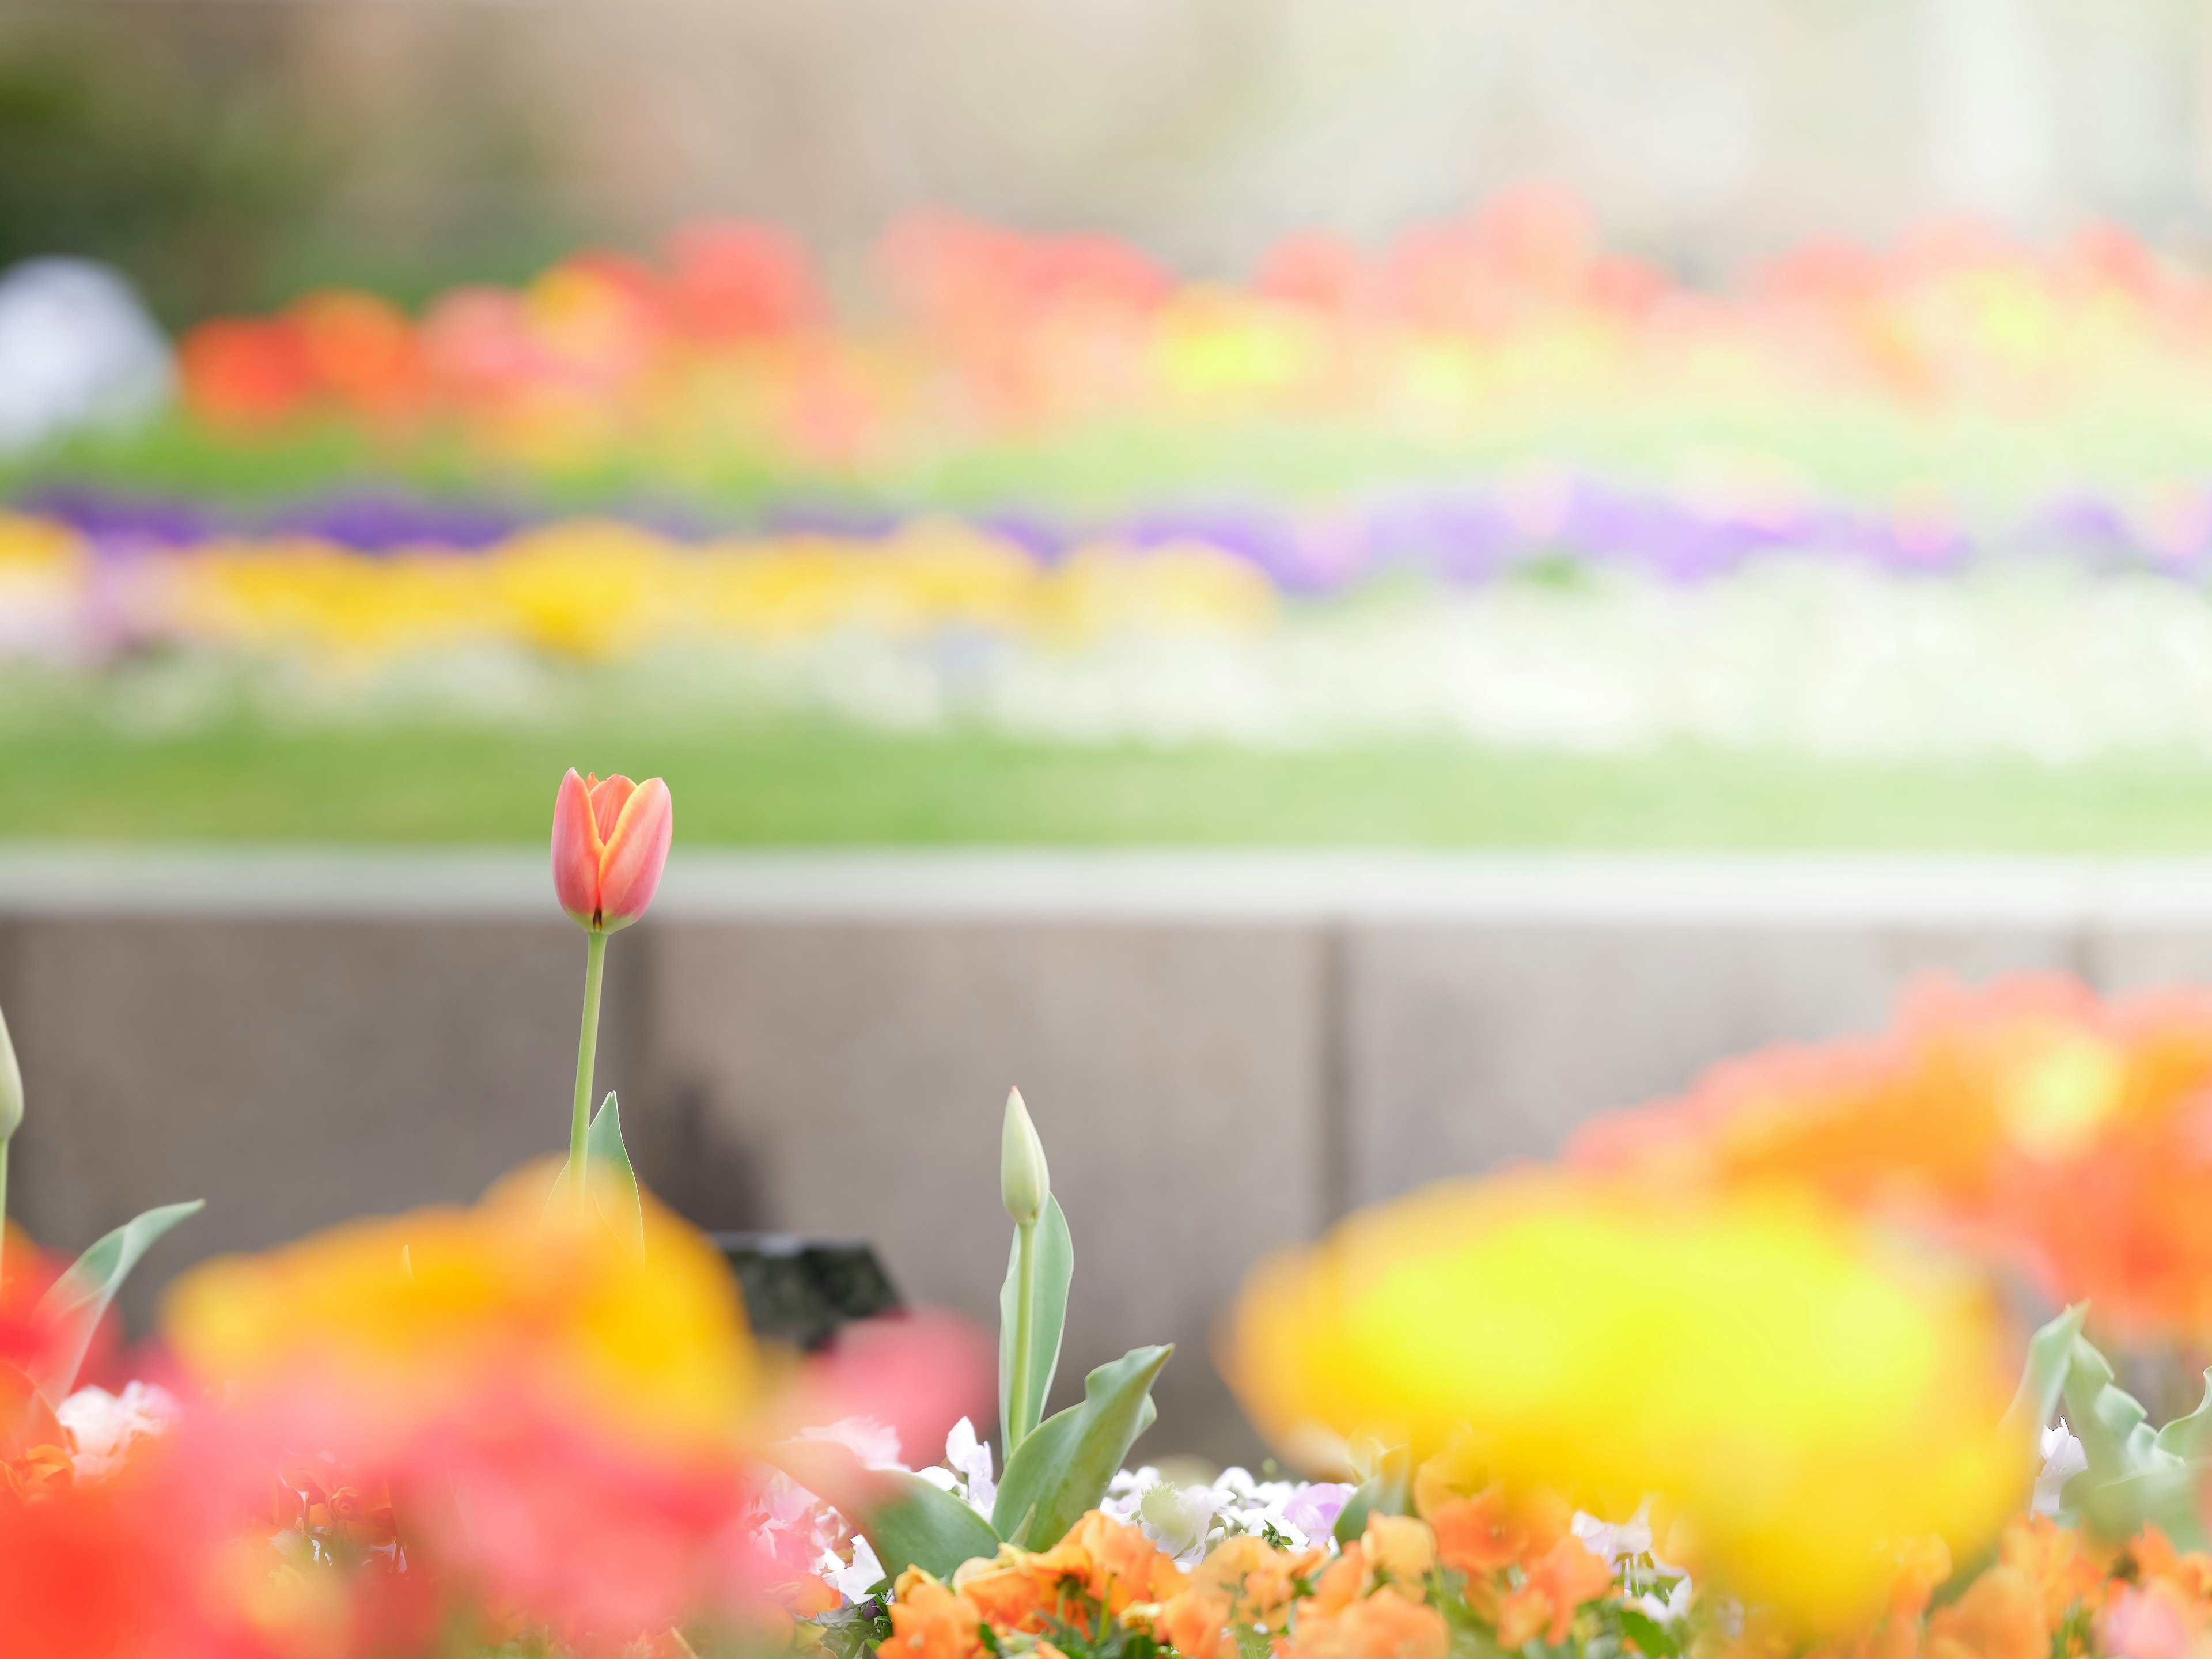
[{"x1": 551, "y1": 768, "x2": 673, "y2": 933}]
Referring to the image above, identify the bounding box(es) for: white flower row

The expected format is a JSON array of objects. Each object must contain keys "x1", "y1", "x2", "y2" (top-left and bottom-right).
[{"x1": 21, "y1": 560, "x2": 2212, "y2": 761}]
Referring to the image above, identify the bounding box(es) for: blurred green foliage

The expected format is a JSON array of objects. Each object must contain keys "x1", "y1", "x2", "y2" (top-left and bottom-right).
[
  {"x1": 0, "y1": 6, "x2": 571, "y2": 325},
  {"x1": 0, "y1": 11, "x2": 334, "y2": 324}
]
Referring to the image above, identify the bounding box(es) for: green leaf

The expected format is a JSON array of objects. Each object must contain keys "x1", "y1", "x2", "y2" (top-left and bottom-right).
[
  {"x1": 1614, "y1": 1608, "x2": 1683, "y2": 1659},
  {"x1": 999, "y1": 1194, "x2": 1073, "y2": 1453},
  {"x1": 2155, "y1": 1369, "x2": 2212, "y2": 1462},
  {"x1": 2047, "y1": 1326, "x2": 2212, "y2": 1548},
  {"x1": 861, "y1": 1469, "x2": 1004, "y2": 1580},
  {"x1": 2084, "y1": 1465, "x2": 2208, "y2": 1549},
  {"x1": 1333, "y1": 1456, "x2": 1411, "y2": 1545},
  {"x1": 993, "y1": 1343, "x2": 1171, "y2": 1549},
  {"x1": 2062, "y1": 1334, "x2": 2156, "y2": 1489},
  {"x1": 2004, "y1": 1302, "x2": 2088, "y2": 1434},
  {"x1": 554, "y1": 1093, "x2": 643, "y2": 1254},
  {"x1": 584, "y1": 1092, "x2": 643, "y2": 1253},
  {"x1": 30, "y1": 1199, "x2": 203, "y2": 1403}
]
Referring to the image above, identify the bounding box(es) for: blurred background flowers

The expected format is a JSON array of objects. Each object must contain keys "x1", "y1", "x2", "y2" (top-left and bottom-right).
[{"x1": 13, "y1": 0, "x2": 2212, "y2": 841}]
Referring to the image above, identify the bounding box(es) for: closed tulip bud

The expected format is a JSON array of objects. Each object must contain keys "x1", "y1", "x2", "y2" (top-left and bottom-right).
[
  {"x1": 551, "y1": 769, "x2": 674, "y2": 933},
  {"x1": 1001, "y1": 1087, "x2": 1050, "y2": 1226},
  {"x1": 0, "y1": 999, "x2": 18, "y2": 1145}
]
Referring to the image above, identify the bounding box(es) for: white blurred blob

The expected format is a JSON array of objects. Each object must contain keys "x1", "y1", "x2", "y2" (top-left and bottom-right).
[
  {"x1": 797, "y1": 1414, "x2": 907, "y2": 1470},
  {"x1": 2036, "y1": 1419, "x2": 2088, "y2": 1514},
  {"x1": 0, "y1": 258, "x2": 172, "y2": 453},
  {"x1": 941, "y1": 1415, "x2": 996, "y2": 1514},
  {"x1": 58, "y1": 1380, "x2": 181, "y2": 1480},
  {"x1": 1573, "y1": 1499, "x2": 1655, "y2": 1563},
  {"x1": 911, "y1": 1418, "x2": 995, "y2": 1520},
  {"x1": 823, "y1": 1532, "x2": 887, "y2": 1604}
]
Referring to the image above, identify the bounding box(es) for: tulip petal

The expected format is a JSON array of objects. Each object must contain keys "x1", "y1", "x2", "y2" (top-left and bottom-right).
[
  {"x1": 551, "y1": 768, "x2": 603, "y2": 927},
  {"x1": 588, "y1": 774, "x2": 637, "y2": 842},
  {"x1": 596, "y1": 777, "x2": 672, "y2": 931}
]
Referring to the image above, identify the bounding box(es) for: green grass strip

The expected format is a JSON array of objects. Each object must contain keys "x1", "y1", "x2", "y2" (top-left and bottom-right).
[{"x1": 4, "y1": 719, "x2": 2212, "y2": 851}]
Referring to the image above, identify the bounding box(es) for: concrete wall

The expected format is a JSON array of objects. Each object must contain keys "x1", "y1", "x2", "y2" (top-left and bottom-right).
[{"x1": 3, "y1": 850, "x2": 2200, "y2": 1463}]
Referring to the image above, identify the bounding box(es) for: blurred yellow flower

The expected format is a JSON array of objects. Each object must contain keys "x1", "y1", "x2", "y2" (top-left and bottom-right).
[
  {"x1": 1223, "y1": 1175, "x2": 2027, "y2": 1630},
  {"x1": 162, "y1": 1162, "x2": 758, "y2": 1454}
]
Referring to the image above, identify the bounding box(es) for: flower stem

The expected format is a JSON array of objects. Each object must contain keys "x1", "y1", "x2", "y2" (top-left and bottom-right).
[
  {"x1": 1007, "y1": 1215, "x2": 1037, "y2": 1455},
  {"x1": 569, "y1": 930, "x2": 608, "y2": 1190}
]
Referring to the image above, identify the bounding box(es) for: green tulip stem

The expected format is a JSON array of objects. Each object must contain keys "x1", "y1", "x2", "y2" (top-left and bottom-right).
[
  {"x1": 569, "y1": 930, "x2": 608, "y2": 1191},
  {"x1": 1007, "y1": 1214, "x2": 1037, "y2": 1453}
]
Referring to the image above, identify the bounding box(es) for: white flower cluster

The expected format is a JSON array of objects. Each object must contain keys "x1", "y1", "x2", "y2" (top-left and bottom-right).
[
  {"x1": 764, "y1": 1416, "x2": 1711, "y2": 1624},
  {"x1": 1100, "y1": 1465, "x2": 1351, "y2": 1566},
  {"x1": 797, "y1": 1418, "x2": 1358, "y2": 1603}
]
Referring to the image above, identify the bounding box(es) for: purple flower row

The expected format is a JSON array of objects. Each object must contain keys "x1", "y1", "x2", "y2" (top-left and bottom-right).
[{"x1": 17, "y1": 479, "x2": 2211, "y2": 591}]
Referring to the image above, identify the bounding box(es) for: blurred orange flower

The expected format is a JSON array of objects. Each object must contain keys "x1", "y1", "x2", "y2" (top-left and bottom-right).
[
  {"x1": 1156, "y1": 1586, "x2": 1232, "y2": 1659},
  {"x1": 953, "y1": 1509, "x2": 1186, "y2": 1630},
  {"x1": 1571, "y1": 975, "x2": 2212, "y2": 1347},
  {"x1": 2001, "y1": 1513, "x2": 2110, "y2": 1627},
  {"x1": 887, "y1": 1570, "x2": 987, "y2": 1659},
  {"x1": 1193, "y1": 1530, "x2": 1322, "y2": 1623},
  {"x1": 164, "y1": 1161, "x2": 756, "y2": 1456},
  {"x1": 1926, "y1": 1566, "x2": 2046, "y2": 1659},
  {"x1": 1290, "y1": 1585, "x2": 1449, "y2": 1659},
  {"x1": 146, "y1": 1165, "x2": 783, "y2": 1654},
  {"x1": 1362, "y1": 1512, "x2": 1436, "y2": 1584},
  {"x1": 1494, "y1": 1535, "x2": 1613, "y2": 1647},
  {"x1": 1427, "y1": 1488, "x2": 1524, "y2": 1578}
]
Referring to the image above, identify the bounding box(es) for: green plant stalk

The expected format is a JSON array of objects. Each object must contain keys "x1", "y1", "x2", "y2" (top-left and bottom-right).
[
  {"x1": 1007, "y1": 1216, "x2": 1037, "y2": 1454},
  {"x1": 569, "y1": 930, "x2": 608, "y2": 1188}
]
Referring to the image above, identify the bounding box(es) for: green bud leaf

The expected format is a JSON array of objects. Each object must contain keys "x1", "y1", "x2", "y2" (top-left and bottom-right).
[
  {"x1": 999, "y1": 1194, "x2": 1073, "y2": 1453},
  {"x1": 585, "y1": 1093, "x2": 643, "y2": 1253},
  {"x1": 552, "y1": 1093, "x2": 643, "y2": 1255}
]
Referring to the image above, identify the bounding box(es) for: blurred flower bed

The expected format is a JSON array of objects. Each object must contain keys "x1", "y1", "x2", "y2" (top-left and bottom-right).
[
  {"x1": 12, "y1": 194, "x2": 2212, "y2": 800},
  {"x1": 16, "y1": 768, "x2": 2212, "y2": 1655},
  {"x1": 12, "y1": 500, "x2": 2212, "y2": 762},
  {"x1": 141, "y1": 191, "x2": 2212, "y2": 510}
]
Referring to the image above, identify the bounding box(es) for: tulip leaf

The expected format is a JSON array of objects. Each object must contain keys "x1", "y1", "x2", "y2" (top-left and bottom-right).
[
  {"x1": 861, "y1": 1469, "x2": 1003, "y2": 1581},
  {"x1": 2154, "y1": 1370, "x2": 2212, "y2": 1462},
  {"x1": 2047, "y1": 1325, "x2": 2212, "y2": 1548},
  {"x1": 554, "y1": 1093, "x2": 643, "y2": 1255},
  {"x1": 993, "y1": 1342, "x2": 1171, "y2": 1550},
  {"x1": 2062, "y1": 1335, "x2": 2157, "y2": 1487},
  {"x1": 999, "y1": 1194, "x2": 1073, "y2": 1454},
  {"x1": 585, "y1": 1092, "x2": 643, "y2": 1254},
  {"x1": 30, "y1": 1199, "x2": 203, "y2": 1404},
  {"x1": 2004, "y1": 1302, "x2": 2088, "y2": 1434}
]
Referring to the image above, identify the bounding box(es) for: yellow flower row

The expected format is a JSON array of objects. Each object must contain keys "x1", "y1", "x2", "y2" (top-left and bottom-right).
[{"x1": 0, "y1": 514, "x2": 1278, "y2": 658}]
